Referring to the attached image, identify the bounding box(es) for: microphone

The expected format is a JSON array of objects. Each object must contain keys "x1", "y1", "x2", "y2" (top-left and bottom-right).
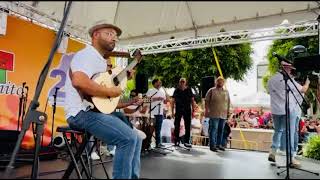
[
  {"x1": 22, "y1": 82, "x2": 26, "y2": 87},
  {"x1": 272, "y1": 52, "x2": 292, "y2": 65}
]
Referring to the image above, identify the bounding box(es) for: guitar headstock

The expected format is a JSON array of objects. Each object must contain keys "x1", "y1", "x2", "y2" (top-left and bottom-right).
[{"x1": 132, "y1": 49, "x2": 143, "y2": 63}]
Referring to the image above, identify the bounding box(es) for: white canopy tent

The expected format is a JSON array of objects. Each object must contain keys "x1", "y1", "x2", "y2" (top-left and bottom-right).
[{"x1": 1, "y1": 1, "x2": 319, "y2": 50}]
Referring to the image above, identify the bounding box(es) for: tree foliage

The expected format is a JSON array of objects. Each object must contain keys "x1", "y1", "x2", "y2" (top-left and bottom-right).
[{"x1": 136, "y1": 42, "x2": 253, "y2": 102}]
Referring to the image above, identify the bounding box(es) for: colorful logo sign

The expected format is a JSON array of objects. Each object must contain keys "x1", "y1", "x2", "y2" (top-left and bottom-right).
[
  {"x1": 0, "y1": 50, "x2": 14, "y2": 83},
  {"x1": 0, "y1": 50, "x2": 24, "y2": 96}
]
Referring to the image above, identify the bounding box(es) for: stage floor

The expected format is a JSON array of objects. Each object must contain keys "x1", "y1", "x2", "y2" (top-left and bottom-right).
[{"x1": 1, "y1": 146, "x2": 320, "y2": 179}]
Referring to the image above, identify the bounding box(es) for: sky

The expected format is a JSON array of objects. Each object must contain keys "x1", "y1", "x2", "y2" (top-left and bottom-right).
[{"x1": 226, "y1": 40, "x2": 273, "y2": 104}]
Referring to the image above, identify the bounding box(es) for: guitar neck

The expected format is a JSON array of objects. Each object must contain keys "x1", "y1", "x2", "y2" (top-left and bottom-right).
[
  {"x1": 115, "y1": 59, "x2": 139, "y2": 82},
  {"x1": 119, "y1": 97, "x2": 150, "y2": 104}
]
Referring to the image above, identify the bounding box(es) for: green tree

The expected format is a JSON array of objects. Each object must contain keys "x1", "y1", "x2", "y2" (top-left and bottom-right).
[
  {"x1": 136, "y1": 43, "x2": 253, "y2": 102},
  {"x1": 263, "y1": 35, "x2": 319, "y2": 114}
]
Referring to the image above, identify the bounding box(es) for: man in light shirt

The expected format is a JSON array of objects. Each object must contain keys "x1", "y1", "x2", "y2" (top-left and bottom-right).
[
  {"x1": 146, "y1": 78, "x2": 167, "y2": 148},
  {"x1": 64, "y1": 23, "x2": 142, "y2": 179},
  {"x1": 267, "y1": 61, "x2": 309, "y2": 167}
]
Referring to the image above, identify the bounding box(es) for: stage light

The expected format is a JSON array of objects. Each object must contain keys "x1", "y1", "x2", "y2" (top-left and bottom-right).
[{"x1": 0, "y1": 8, "x2": 8, "y2": 36}]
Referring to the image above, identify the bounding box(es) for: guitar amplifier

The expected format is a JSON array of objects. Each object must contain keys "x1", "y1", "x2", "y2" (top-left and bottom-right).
[{"x1": 0, "y1": 130, "x2": 20, "y2": 154}]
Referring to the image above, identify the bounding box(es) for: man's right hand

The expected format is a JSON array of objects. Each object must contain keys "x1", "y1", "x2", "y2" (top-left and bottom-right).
[
  {"x1": 305, "y1": 77, "x2": 310, "y2": 85},
  {"x1": 107, "y1": 86, "x2": 122, "y2": 97}
]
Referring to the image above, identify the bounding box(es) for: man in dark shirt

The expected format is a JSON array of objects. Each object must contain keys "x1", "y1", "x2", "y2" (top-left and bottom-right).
[{"x1": 172, "y1": 78, "x2": 196, "y2": 148}]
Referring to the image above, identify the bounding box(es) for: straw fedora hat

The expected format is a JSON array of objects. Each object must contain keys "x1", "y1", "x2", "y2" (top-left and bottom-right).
[{"x1": 88, "y1": 22, "x2": 122, "y2": 37}]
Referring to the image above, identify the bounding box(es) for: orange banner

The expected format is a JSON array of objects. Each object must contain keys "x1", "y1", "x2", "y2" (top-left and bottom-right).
[{"x1": 0, "y1": 16, "x2": 86, "y2": 149}]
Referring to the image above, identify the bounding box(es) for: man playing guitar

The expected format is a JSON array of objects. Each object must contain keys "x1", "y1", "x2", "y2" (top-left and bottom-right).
[{"x1": 64, "y1": 23, "x2": 142, "y2": 179}]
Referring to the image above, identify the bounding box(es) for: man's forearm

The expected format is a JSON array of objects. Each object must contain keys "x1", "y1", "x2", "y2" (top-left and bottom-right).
[{"x1": 117, "y1": 101, "x2": 133, "y2": 109}]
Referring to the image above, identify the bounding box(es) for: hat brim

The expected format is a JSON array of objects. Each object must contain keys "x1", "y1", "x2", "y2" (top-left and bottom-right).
[{"x1": 89, "y1": 24, "x2": 122, "y2": 37}]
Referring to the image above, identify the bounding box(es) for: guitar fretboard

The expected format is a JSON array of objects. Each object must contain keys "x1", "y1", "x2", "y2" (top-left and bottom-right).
[{"x1": 114, "y1": 59, "x2": 139, "y2": 84}]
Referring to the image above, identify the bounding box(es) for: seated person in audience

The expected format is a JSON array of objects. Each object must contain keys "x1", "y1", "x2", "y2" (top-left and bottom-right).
[
  {"x1": 228, "y1": 113, "x2": 237, "y2": 128},
  {"x1": 237, "y1": 115, "x2": 250, "y2": 128},
  {"x1": 305, "y1": 119, "x2": 319, "y2": 140},
  {"x1": 266, "y1": 118, "x2": 274, "y2": 129},
  {"x1": 247, "y1": 113, "x2": 259, "y2": 128}
]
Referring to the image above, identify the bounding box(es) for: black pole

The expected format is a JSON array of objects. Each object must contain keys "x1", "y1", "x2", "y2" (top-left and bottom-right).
[
  {"x1": 4, "y1": 2, "x2": 73, "y2": 179},
  {"x1": 17, "y1": 82, "x2": 26, "y2": 131},
  {"x1": 21, "y1": 86, "x2": 29, "y2": 122},
  {"x1": 51, "y1": 87, "x2": 59, "y2": 146},
  {"x1": 284, "y1": 73, "x2": 291, "y2": 179},
  {"x1": 317, "y1": 15, "x2": 320, "y2": 54}
]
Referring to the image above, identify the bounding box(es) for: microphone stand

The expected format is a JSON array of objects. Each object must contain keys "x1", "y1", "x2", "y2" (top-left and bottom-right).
[
  {"x1": 144, "y1": 92, "x2": 167, "y2": 155},
  {"x1": 4, "y1": 2, "x2": 72, "y2": 179},
  {"x1": 51, "y1": 87, "x2": 59, "y2": 146},
  {"x1": 21, "y1": 86, "x2": 29, "y2": 126},
  {"x1": 276, "y1": 64, "x2": 319, "y2": 179},
  {"x1": 17, "y1": 82, "x2": 26, "y2": 131}
]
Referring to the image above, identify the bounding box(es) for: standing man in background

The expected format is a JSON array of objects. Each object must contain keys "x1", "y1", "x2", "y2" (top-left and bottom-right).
[
  {"x1": 205, "y1": 76, "x2": 230, "y2": 152},
  {"x1": 172, "y1": 78, "x2": 196, "y2": 148},
  {"x1": 146, "y1": 78, "x2": 167, "y2": 148}
]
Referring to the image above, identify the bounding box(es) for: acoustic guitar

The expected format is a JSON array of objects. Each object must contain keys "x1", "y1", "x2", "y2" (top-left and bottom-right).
[{"x1": 90, "y1": 49, "x2": 143, "y2": 114}]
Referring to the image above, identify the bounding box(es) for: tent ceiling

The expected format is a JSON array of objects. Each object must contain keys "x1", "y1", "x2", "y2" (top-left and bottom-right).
[{"x1": 1, "y1": 1, "x2": 320, "y2": 45}]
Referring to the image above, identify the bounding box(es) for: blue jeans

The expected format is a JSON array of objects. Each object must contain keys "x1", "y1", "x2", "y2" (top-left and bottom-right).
[
  {"x1": 67, "y1": 110, "x2": 142, "y2": 179},
  {"x1": 209, "y1": 118, "x2": 226, "y2": 148},
  {"x1": 154, "y1": 115, "x2": 164, "y2": 146},
  {"x1": 280, "y1": 116, "x2": 300, "y2": 153},
  {"x1": 271, "y1": 113, "x2": 297, "y2": 157}
]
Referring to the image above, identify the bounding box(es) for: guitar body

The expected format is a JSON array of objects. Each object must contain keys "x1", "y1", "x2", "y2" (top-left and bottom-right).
[{"x1": 91, "y1": 67, "x2": 127, "y2": 114}]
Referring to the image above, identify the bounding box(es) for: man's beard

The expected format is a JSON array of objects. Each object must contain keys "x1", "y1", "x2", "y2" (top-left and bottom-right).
[
  {"x1": 100, "y1": 40, "x2": 115, "y2": 51},
  {"x1": 216, "y1": 84, "x2": 223, "y2": 88}
]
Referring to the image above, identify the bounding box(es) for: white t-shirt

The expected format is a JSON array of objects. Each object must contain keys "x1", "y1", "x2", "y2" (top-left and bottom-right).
[
  {"x1": 64, "y1": 45, "x2": 107, "y2": 119},
  {"x1": 146, "y1": 88, "x2": 166, "y2": 117},
  {"x1": 268, "y1": 72, "x2": 302, "y2": 115},
  {"x1": 161, "y1": 118, "x2": 175, "y2": 137},
  {"x1": 191, "y1": 118, "x2": 202, "y2": 134}
]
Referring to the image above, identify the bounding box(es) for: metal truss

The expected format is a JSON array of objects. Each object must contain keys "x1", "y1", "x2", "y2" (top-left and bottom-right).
[
  {"x1": 0, "y1": 1, "x2": 90, "y2": 44},
  {"x1": 0, "y1": 1, "x2": 319, "y2": 55},
  {"x1": 126, "y1": 20, "x2": 319, "y2": 55}
]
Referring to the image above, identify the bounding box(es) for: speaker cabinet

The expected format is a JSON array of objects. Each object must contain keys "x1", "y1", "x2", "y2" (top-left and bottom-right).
[
  {"x1": 201, "y1": 76, "x2": 215, "y2": 98},
  {"x1": 135, "y1": 73, "x2": 148, "y2": 94}
]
